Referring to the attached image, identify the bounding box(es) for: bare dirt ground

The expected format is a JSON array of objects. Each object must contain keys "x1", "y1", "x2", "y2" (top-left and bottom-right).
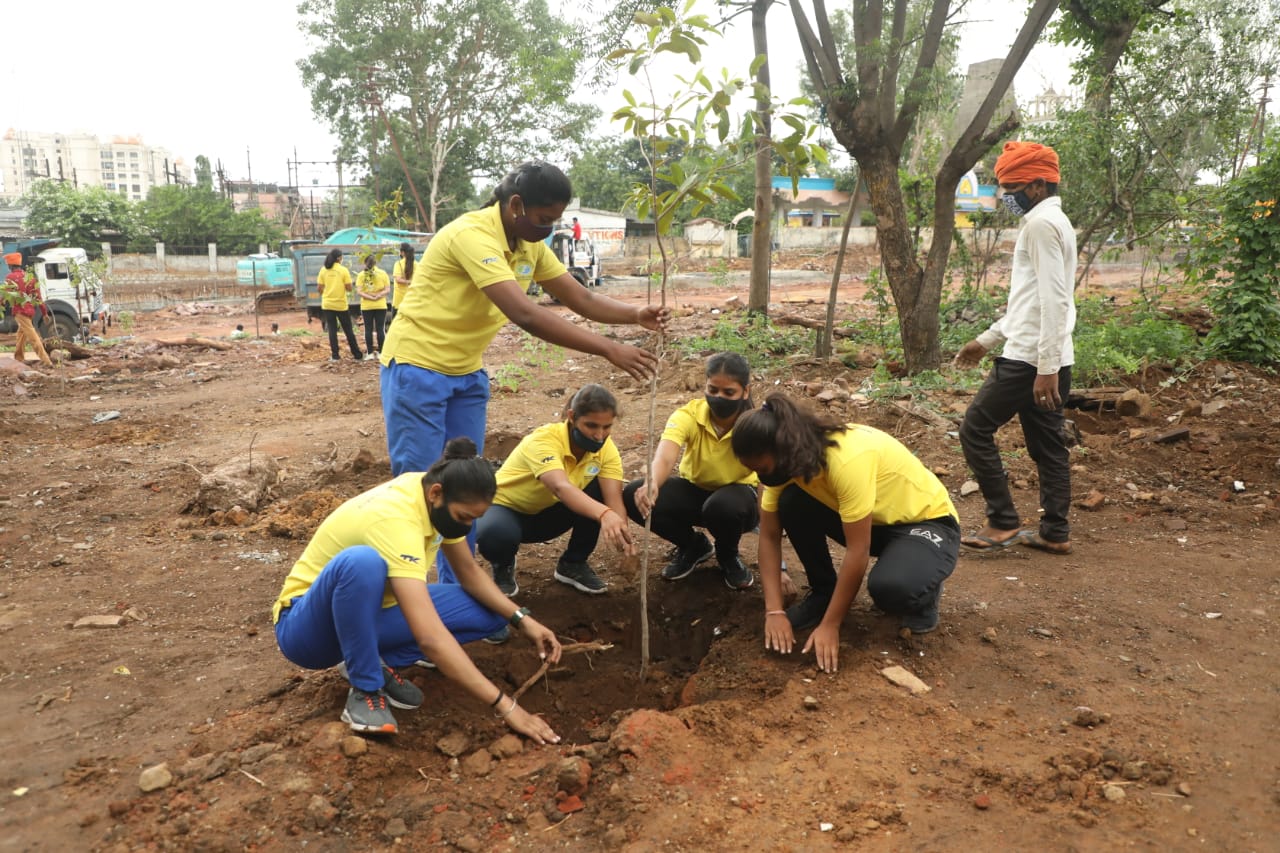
[{"x1": 1, "y1": 267, "x2": 1277, "y2": 852}]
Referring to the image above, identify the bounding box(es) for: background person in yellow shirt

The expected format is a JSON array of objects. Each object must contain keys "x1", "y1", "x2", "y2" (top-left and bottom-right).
[
  {"x1": 355, "y1": 254, "x2": 391, "y2": 359},
  {"x1": 476, "y1": 384, "x2": 633, "y2": 601},
  {"x1": 272, "y1": 438, "x2": 562, "y2": 742},
  {"x1": 732, "y1": 394, "x2": 961, "y2": 674},
  {"x1": 389, "y1": 241, "x2": 415, "y2": 323},
  {"x1": 317, "y1": 249, "x2": 363, "y2": 361},
  {"x1": 623, "y1": 352, "x2": 763, "y2": 590}
]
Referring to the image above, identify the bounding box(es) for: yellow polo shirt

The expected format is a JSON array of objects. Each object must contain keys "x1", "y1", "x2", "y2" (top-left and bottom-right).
[
  {"x1": 662, "y1": 398, "x2": 758, "y2": 490},
  {"x1": 760, "y1": 424, "x2": 956, "y2": 525},
  {"x1": 271, "y1": 473, "x2": 464, "y2": 623},
  {"x1": 391, "y1": 258, "x2": 410, "y2": 309},
  {"x1": 356, "y1": 267, "x2": 390, "y2": 310},
  {"x1": 380, "y1": 204, "x2": 567, "y2": 374},
  {"x1": 493, "y1": 421, "x2": 624, "y2": 515},
  {"x1": 318, "y1": 263, "x2": 353, "y2": 311}
]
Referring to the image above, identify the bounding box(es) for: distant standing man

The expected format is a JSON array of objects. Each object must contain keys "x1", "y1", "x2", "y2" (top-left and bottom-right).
[
  {"x1": 954, "y1": 141, "x2": 1076, "y2": 555},
  {"x1": 3, "y1": 253, "x2": 54, "y2": 367},
  {"x1": 571, "y1": 217, "x2": 582, "y2": 241}
]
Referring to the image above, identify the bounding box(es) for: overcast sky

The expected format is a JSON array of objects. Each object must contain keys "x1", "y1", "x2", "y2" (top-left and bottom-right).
[{"x1": 5, "y1": 1, "x2": 1077, "y2": 191}]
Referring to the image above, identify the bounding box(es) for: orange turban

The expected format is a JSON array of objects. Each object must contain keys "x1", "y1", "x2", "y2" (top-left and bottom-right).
[
  {"x1": 994, "y1": 141, "x2": 1060, "y2": 184},
  {"x1": 4, "y1": 252, "x2": 22, "y2": 266}
]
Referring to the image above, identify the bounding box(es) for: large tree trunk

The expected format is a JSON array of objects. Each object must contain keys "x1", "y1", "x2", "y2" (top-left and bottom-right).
[
  {"x1": 857, "y1": 150, "x2": 941, "y2": 372},
  {"x1": 747, "y1": 0, "x2": 773, "y2": 315}
]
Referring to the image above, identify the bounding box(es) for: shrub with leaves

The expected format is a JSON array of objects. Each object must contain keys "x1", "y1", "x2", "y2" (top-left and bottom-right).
[{"x1": 1183, "y1": 143, "x2": 1280, "y2": 364}]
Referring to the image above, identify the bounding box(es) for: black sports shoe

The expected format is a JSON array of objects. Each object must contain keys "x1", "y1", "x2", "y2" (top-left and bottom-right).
[
  {"x1": 554, "y1": 559, "x2": 608, "y2": 594},
  {"x1": 491, "y1": 558, "x2": 519, "y2": 596},
  {"x1": 786, "y1": 590, "x2": 832, "y2": 632},
  {"x1": 661, "y1": 533, "x2": 715, "y2": 581},
  {"x1": 720, "y1": 555, "x2": 754, "y2": 590}
]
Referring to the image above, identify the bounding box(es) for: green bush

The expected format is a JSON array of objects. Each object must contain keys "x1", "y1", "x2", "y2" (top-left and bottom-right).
[
  {"x1": 1071, "y1": 298, "x2": 1201, "y2": 385},
  {"x1": 1182, "y1": 143, "x2": 1280, "y2": 363}
]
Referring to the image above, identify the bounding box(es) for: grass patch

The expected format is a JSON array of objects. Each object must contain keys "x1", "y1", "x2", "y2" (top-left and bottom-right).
[{"x1": 675, "y1": 314, "x2": 812, "y2": 370}]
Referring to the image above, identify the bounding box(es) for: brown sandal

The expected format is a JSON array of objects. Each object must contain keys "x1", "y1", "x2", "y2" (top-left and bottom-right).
[{"x1": 1018, "y1": 532, "x2": 1072, "y2": 555}]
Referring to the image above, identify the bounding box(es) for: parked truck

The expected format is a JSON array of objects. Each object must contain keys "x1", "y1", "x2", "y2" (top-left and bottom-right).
[
  {"x1": 1, "y1": 242, "x2": 111, "y2": 341},
  {"x1": 246, "y1": 228, "x2": 430, "y2": 319}
]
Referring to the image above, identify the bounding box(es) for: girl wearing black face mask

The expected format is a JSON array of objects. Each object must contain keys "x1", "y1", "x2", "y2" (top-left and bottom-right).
[
  {"x1": 621, "y1": 352, "x2": 789, "y2": 594},
  {"x1": 272, "y1": 438, "x2": 563, "y2": 744},
  {"x1": 475, "y1": 384, "x2": 634, "y2": 598},
  {"x1": 731, "y1": 394, "x2": 961, "y2": 676}
]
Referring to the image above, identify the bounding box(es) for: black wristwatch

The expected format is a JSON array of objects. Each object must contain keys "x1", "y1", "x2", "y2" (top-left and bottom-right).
[{"x1": 508, "y1": 606, "x2": 531, "y2": 627}]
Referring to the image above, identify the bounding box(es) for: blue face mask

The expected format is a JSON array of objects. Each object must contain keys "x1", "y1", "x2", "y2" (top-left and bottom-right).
[{"x1": 1002, "y1": 190, "x2": 1034, "y2": 217}]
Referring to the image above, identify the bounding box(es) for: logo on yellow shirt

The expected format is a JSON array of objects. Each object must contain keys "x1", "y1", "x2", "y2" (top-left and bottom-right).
[
  {"x1": 516, "y1": 262, "x2": 533, "y2": 278},
  {"x1": 400, "y1": 554, "x2": 420, "y2": 563},
  {"x1": 586, "y1": 463, "x2": 600, "y2": 476},
  {"x1": 482, "y1": 256, "x2": 499, "y2": 264}
]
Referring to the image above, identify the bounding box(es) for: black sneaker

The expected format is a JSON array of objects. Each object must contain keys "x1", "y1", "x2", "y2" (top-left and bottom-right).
[
  {"x1": 720, "y1": 555, "x2": 754, "y2": 590},
  {"x1": 381, "y1": 664, "x2": 423, "y2": 710},
  {"x1": 491, "y1": 558, "x2": 519, "y2": 596},
  {"x1": 340, "y1": 687, "x2": 398, "y2": 734},
  {"x1": 661, "y1": 533, "x2": 715, "y2": 581},
  {"x1": 554, "y1": 560, "x2": 608, "y2": 594},
  {"x1": 786, "y1": 590, "x2": 832, "y2": 632}
]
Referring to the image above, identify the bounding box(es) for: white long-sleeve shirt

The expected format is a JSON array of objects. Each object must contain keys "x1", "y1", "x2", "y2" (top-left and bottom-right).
[{"x1": 976, "y1": 196, "x2": 1077, "y2": 374}]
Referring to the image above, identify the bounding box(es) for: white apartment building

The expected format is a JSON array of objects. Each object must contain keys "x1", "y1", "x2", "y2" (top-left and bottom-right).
[{"x1": 0, "y1": 129, "x2": 191, "y2": 203}]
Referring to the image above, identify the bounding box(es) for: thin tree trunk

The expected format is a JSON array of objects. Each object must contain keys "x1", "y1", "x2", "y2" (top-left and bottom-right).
[
  {"x1": 818, "y1": 192, "x2": 861, "y2": 357},
  {"x1": 747, "y1": 0, "x2": 773, "y2": 315}
]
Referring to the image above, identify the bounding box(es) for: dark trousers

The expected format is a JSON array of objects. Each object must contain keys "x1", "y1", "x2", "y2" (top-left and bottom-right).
[
  {"x1": 621, "y1": 477, "x2": 758, "y2": 563},
  {"x1": 322, "y1": 308, "x2": 362, "y2": 359},
  {"x1": 777, "y1": 486, "x2": 959, "y2": 619},
  {"x1": 475, "y1": 479, "x2": 605, "y2": 566},
  {"x1": 959, "y1": 358, "x2": 1072, "y2": 543},
  {"x1": 362, "y1": 308, "x2": 387, "y2": 354}
]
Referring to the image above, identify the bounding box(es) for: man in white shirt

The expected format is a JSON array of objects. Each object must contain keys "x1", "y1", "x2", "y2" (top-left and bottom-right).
[{"x1": 954, "y1": 141, "x2": 1077, "y2": 555}]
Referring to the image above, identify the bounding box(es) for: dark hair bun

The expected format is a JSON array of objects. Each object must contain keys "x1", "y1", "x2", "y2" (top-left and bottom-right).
[{"x1": 442, "y1": 437, "x2": 478, "y2": 460}]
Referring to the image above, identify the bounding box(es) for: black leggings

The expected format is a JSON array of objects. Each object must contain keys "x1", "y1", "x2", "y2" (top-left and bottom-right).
[
  {"x1": 622, "y1": 477, "x2": 758, "y2": 562},
  {"x1": 362, "y1": 308, "x2": 386, "y2": 354},
  {"x1": 321, "y1": 309, "x2": 362, "y2": 359},
  {"x1": 776, "y1": 485, "x2": 959, "y2": 618},
  {"x1": 475, "y1": 479, "x2": 606, "y2": 566}
]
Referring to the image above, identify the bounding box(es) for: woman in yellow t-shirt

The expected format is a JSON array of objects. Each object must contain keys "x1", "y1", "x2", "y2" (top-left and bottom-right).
[
  {"x1": 623, "y1": 352, "x2": 774, "y2": 592},
  {"x1": 272, "y1": 438, "x2": 562, "y2": 741},
  {"x1": 732, "y1": 393, "x2": 960, "y2": 674},
  {"x1": 316, "y1": 249, "x2": 363, "y2": 361},
  {"x1": 389, "y1": 241, "x2": 415, "y2": 323},
  {"x1": 355, "y1": 254, "x2": 391, "y2": 358},
  {"x1": 475, "y1": 384, "x2": 634, "y2": 600}
]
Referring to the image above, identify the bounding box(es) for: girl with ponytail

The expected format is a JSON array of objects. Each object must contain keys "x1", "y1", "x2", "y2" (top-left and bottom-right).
[{"x1": 732, "y1": 394, "x2": 960, "y2": 673}]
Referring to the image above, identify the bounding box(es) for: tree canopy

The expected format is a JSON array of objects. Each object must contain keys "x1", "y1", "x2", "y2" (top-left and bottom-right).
[{"x1": 297, "y1": 0, "x2": 600, "y2": 229}]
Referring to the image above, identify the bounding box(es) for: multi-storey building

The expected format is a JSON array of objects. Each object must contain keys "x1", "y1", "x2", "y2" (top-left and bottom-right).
[{"x1": 0, "y1": 129, "x2": 191, "y2": 203}]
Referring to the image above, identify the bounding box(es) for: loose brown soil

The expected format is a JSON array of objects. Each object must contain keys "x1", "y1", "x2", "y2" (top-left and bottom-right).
[{"x1": 1, "y1": 271, "x2": 1277, "y2": 852}]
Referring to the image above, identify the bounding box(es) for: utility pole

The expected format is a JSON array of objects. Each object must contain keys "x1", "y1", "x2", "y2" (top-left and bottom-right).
[
  {"x1": 337, "y1": 158, "x2": 346, "y2": 228},
  {"x1": 246, "y1": 146, "x2": 258, "y2": 209}
]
